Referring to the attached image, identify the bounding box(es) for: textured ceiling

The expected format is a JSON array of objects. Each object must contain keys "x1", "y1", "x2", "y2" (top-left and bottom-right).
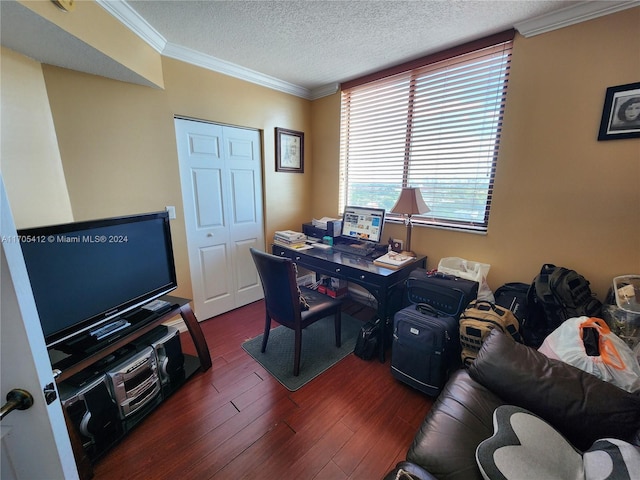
[
  {"x1": 127, "y1": 0, "x2": 581, "y2": 90},
  {"x1": 2, "y1": 0, "x2": 637, "y2": 98}
]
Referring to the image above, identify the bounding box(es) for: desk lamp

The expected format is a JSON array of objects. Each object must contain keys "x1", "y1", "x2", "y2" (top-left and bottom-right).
[{"x1": 390, "y1": 187, "x2": 430, "y2": 256}]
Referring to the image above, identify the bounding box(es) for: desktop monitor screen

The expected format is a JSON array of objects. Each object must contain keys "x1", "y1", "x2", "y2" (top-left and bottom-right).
[{"x1": 340, "y1": 206, "x2": 386, "y2": 244}]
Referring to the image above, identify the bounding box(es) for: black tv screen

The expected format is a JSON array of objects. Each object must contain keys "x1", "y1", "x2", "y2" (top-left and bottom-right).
[{"x1": 18, "y1": 211, "x2": 177, "y2": 348}]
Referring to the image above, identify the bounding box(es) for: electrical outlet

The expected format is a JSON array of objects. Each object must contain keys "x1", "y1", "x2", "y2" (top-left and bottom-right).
[{"x1": 165, "y1": 206, "x2": 176, "y2": 219}]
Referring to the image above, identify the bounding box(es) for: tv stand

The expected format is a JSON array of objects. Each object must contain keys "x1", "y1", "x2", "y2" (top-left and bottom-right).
[{"x1": 51, "y1": 296, "x2": 211, "y2": 480}]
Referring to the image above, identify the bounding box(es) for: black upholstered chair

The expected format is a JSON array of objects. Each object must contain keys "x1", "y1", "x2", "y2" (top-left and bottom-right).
[{"x1": 249, "y1": 248, "x2": 342, "y2": 376}]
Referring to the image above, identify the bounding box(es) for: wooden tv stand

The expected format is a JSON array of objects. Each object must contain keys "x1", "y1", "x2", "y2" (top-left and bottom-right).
[{"x1": 50, "y1": 296, "x2": 211, "y2": 480}]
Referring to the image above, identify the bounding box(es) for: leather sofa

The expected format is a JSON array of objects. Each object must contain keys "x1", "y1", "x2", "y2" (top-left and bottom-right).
[{"x1": 385, "y1": 330, "x2": 640, "y2": 480}]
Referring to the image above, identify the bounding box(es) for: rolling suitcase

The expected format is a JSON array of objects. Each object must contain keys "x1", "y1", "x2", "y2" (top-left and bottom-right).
[
  {"x1": 405, "y1": 269, "x2": 478, "y2": 319},
  {"x1": 391, "y1": 303, "x2": 460, "y2": 396}
]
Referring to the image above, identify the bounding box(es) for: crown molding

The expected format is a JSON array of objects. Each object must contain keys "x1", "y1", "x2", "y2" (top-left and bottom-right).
[
  {"x1": 162, "y1": 43, "x2": 311, "y2": 99},
  {"x1": 99, "y1": 0, "x2": 639, "y2": 99},
  {"x1": 310, "y1": 83, "x2": 340, "y2": 100},
  {"x1": 96, "y1": 0, "x2": 166, "y2": 52},
  {"x1": 97, "y1": 0, "x2": 311, "y2": 98},
  {"x1": 515, "y1": 0, "x2": 640, "y2": 37}
]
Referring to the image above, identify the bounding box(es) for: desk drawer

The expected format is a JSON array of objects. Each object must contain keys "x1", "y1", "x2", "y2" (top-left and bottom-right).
[{"x1": 273, "y1": 246, "x2": 380, "y2": 290}]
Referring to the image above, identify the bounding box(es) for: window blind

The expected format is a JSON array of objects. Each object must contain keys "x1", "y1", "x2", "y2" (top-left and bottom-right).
[{"x1": 339, "y1": 33, "x2": 513, "y2": 232}]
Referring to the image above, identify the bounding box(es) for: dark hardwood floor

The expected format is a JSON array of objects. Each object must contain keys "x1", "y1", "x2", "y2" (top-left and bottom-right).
[{"x1": 92, "y1": 299, "x2": 433, "y2": 480}]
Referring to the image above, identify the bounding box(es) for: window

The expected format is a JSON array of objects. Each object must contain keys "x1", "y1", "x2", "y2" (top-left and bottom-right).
[{"x1": 339, "y1": 31, "x2": 514, "y2": 232}]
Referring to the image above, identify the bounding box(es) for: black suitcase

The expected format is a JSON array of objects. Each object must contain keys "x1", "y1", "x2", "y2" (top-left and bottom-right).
[
  {"x1": 405, "y1": 269, "x2": 478, "y2": 319},
  {"x1": 391, "y1": 303, "x2": 461, "y2": 396}
]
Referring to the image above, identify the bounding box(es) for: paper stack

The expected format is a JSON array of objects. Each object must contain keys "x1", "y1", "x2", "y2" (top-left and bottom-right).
[
  {"x1": 373, "y1": 252, "x2": 415, "y2": 269},
  {"x1": 274, "y1": 230, "x2": 307, "y2": 249},
  {"x1": 312, "y1": 217, "x2": 339, "y2": 229}
]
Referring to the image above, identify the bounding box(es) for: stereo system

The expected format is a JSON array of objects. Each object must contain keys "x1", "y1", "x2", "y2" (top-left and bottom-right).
[{"x1": 59, "y1": 325, "x2": 184, "y2": 460}]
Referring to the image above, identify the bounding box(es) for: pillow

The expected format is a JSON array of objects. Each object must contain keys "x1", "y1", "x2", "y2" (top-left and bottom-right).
[
  {"x1": 469, "y1": 330, "x2": 640, "y2": 451},
  {"x1": 476, "y1": 405, "x2": 583, "y2": 480},
  {"x1": 476, "y1": 406, "x2": 640, "y2": 480},
  {"x1": 583, "y1": 438, "x2": 640, "y2": 480}
]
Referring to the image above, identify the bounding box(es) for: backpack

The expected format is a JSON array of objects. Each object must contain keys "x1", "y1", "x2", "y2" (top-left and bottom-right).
[
  {"x1": 523, "y1": 264, "x2": 602, "y2": 348},
  {"x1": 494, "y1": 282, "x2": 530, "y2": 323},
  {"x1": 354, "y1": 318, "x2": 381, "y2": 361},
  {"x1": 459, "y1": 300, "x2": 522, "y2": 366}
]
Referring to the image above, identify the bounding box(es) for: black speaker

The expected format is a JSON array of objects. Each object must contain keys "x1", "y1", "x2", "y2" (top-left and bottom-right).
[{"x1": 60, "y1": 374, "x2": 124, "y2": 461}]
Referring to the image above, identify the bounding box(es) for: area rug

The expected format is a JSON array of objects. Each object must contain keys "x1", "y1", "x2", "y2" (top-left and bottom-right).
[{"x1": 242, "y1": 313, "x2": 362, "y2": 391}]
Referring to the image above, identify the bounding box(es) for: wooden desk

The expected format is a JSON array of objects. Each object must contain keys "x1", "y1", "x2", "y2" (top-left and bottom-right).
[{"x1": 272, "y1": 245, "x2": 426, "y2": 361}]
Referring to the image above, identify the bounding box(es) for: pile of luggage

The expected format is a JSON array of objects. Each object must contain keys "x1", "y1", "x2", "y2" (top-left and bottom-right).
[{"x1": 390, "y1": 263, "x2": 604, "y2": 396}]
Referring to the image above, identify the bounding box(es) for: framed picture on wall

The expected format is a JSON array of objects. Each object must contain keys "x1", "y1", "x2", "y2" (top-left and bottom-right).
[
  {"x1": 598, "y1": 82, "x2": 640, "y2": 141},
  {"x1": 275, "y1": 128, "x2": 304, "y2": 173}
]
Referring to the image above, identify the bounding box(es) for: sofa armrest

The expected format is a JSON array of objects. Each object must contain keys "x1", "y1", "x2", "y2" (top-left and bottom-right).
[{"x1": 406, "y1": 369, "x2": 503, "y2": 480}]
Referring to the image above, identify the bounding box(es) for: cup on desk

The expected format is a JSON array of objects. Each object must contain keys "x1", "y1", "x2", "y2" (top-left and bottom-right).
[{"x1": 322, "y1": 236, "x2": 333, "y2": 246}]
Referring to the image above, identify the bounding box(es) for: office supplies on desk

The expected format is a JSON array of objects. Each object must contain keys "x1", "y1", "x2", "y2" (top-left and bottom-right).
[
  {"x1": 333, "y1": 242, "x2": 375, "y2": 257},
  {"x1": 274, "y1": 230, "x2": 307, "y2": 249},
  {"x1": 373, "y1": 252, "x2": 414, "y2": 269}
]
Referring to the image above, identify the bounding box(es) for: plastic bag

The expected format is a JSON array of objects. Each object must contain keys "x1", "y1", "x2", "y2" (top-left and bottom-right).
[
  {"x1": 438, "y1": 256, "x2": 495, "y2": 302},
  {"x1": 538, "y1": 317, "x2": 640, "y2": 393}
]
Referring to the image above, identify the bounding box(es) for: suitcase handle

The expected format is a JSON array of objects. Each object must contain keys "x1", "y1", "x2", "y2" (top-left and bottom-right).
[{"x1": 416, "y1": 303, "x2": 440, "y2": 316}]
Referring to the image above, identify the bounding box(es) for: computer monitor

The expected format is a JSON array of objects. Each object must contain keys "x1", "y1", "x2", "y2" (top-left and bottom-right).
[{"x1": 340, "y1": 206, "x2": 386, "y2": 244}]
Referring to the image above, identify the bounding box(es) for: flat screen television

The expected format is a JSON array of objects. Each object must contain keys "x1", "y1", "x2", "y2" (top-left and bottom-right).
[
  {"x1": 340, "y1": 206, "x2": 386, "y2": 244},
  {"x1": 18, "y1": 211, "x2": 177, "y2": 349}
]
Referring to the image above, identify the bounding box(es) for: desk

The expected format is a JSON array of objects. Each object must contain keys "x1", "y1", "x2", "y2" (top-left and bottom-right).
[{"x1": 272, "y1": 245, "x2": 426, "y2": 361}]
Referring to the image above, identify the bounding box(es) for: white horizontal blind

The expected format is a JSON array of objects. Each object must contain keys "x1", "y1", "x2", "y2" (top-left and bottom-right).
[{"x1": 340, "y1": 39, "x2": 513, "y2": 232}]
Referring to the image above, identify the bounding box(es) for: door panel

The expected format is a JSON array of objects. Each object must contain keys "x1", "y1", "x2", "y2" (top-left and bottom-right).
[
  {"x1": 1, "y1": 176, "x2": 79, "y2": 479},
  {"x1": 199, "y1": 245, "x2": 233, "y2": 305},
  {"x1": 230, "y1": 170, "x2": 257, "y2": 224},
  {"x1": 175, "y1": 119, "x2": 264, "y2": 320},
  {"x1": 235, "y1": 237, "x2": 261, "y2": 297},
  {"x1": 193, "y1": 168, "x2": 224, "y2": 228}
]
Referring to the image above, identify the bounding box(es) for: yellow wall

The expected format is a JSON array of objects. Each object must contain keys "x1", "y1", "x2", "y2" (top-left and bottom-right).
[
  {"x1": 3, "y1": 7, "x2": 638, "y2": 304},
  {"x1": 311, "y1": 8, "x2": 640, "y2": 299},
  {"x1": 0, "y1": 47, "x2": 73, "y2": 228},
  {"x1": 41, "y1": 57, "x2": 311, "y2": 300},
  {"x1": 17, "y1": 0, "x2": 163, "y2": 88}
]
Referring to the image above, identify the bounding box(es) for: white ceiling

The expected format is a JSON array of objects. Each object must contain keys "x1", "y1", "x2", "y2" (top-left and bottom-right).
[{"x1": 2, "y1": 0, "x2": 638, "y2": 99}]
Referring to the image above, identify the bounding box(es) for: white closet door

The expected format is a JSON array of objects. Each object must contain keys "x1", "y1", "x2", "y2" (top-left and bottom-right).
[{"x1": 174, "y1": 118, "x2": 264, "y2": 320}]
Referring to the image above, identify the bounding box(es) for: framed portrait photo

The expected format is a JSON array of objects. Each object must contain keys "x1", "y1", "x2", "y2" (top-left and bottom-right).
[
  {"x1": 275, "y1": 127, "x2": 304, "y2": 173},
  {"x1": 598, "y1": 82, "x2": 640, "y2": 141}
]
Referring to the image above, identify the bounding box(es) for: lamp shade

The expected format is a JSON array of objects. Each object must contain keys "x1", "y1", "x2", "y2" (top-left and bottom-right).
[{"x1": 390, "y1": 187, "x2": 430, "y2": 215}]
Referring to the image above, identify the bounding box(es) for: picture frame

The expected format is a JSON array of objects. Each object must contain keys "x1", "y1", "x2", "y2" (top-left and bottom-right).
[
  {"x1": 598, "y1": 82, "x2": 640, "y2": 141},
  {"x1": 275, "y1": 127, "x2": 304, "y2": 173}
]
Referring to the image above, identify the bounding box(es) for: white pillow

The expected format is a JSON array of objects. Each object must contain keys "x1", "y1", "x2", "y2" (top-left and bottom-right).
[
  {"x1": 476, "y1": 405, "x2": 583, "y2": 480},
  {"x1": 583, "y1": 438, "x2": 640, "y2": 480},
  {"x1": 476, "y1": 406, "x2": 640, "y2": 480}
]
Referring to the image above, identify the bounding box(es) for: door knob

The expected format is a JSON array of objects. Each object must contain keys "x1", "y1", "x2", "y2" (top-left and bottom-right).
[{"x1": 0, "y1": 389, "x2": 34, "y2": 421}]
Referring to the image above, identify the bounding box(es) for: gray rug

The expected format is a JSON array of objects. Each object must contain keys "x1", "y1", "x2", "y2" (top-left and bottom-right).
[{"x1": 242, "y1": 313, "x2": 362, "y2": 391}]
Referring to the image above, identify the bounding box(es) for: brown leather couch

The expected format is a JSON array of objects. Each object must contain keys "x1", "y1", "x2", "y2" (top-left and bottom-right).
[{"x1": 385, "y1": 330, "x2": 640, "y2": 480}]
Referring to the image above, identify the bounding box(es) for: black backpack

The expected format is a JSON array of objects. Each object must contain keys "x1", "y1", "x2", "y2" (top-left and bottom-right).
[
  {"x1": 494, "y1": 282, "x2": 530, "y2": 324},
  {"x1": 523, "y1": 264, "x2": 602, "y2": 347},
  {"x1": 354, "y1": 318, "x2": 381, "y2": 361}
]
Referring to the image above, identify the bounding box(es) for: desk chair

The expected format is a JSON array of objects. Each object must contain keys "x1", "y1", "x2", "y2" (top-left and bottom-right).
[{"x1": 250, "y1": 248, "x2": 343, "y2": 376}]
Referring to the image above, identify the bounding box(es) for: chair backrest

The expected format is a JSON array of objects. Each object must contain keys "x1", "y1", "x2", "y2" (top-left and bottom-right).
[{"x1": 250, "y1": 248, "x2": 301, "y2": 327}]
